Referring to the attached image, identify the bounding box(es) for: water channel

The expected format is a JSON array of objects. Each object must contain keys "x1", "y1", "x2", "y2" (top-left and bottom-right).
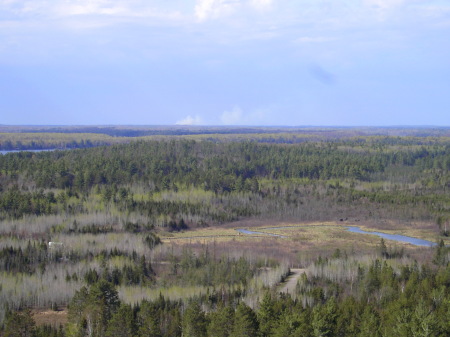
[
  {"x1": 0, "y1": 149, "x2": 56, "y2": 155},
  {"x1": 236, "y1": 225, "x2": 437, "y2": 247},
  {"x1": 236, "y1": 229, "x2": 286, "y2": 238},
  {"x1": 346, "y1": 226, "x2": 436, "y2": 247}
]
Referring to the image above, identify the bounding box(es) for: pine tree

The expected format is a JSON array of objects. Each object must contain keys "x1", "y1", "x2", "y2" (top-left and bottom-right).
[
  {"x1": 272, "y1": 308, "x2": 312, "y2": 337},
  {"x1": 231, "y1": 302, "x2": 258, "y2": 337},
  {"x1": 258, "y1": 292, "x2": 276, "y2": 337},
  {"x1": 410, "y1": 300, "x2": 437, "y2": 337},
  {"x1": 3, "y1": 309, "x2": 36, "y2": 337},
  {"x1": 182, "y1": 301, "x2": 207, "y2": 337},
  {"x1": 311, "y1": 298, "x2": 337, "y2": 337},
  {"x1": 66, "y1": 280, "x2": 120, "y2": 337},
  {"x1": 207, "y1": 303, "x2": 234, "y2": 337},
  {"x1": 138, "y1": 301, "x2": 161, "y2": 337},
  {"x1": 358, "y1": 306, "x2": 381, "y2": 337},
  {"x1": 106, "y1": 304, "x2": 135, "y2": 337}
]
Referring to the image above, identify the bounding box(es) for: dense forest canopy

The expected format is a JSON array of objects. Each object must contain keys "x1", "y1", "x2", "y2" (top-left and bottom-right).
[{"x1": 1, "y1": 138, "x2": 449, "y2": 225}]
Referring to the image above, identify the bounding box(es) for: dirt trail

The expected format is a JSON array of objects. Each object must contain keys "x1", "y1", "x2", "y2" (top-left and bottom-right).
[
  {"x1": 32, "y1": 309, "x2": 68, "y2": 327},
  {"x1": 279, "y1": 268, "x2": 305, "y2": 294}
]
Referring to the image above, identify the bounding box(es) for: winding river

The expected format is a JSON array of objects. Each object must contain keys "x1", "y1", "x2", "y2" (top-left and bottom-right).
[
  {"x1": 236, "y1": 226, "x2": 437, "y2": 247},
  {"x1": 345, "y1": 226, "x2": 436, "y2": 247}
]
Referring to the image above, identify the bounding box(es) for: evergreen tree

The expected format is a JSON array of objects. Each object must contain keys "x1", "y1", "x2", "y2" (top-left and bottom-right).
[
  {"x1": 230, "y1": 302, "x2": 258, "y2": 337},
  {"x1": 410, "y1": 300, "x2": 437, "y2": 337},
  {"x1": 138, "y1": 301, "x2": 161, "y2": 337},
  {"x1": 106, "y1": 304, "x2": 135, "y2": 337},
  {"x1": 3, "y1": 310, "x2": 36, "y2": 337},
  {"x1": 311, "y1": 298, "x2": 337, "y2": 337},
  {"x1": 182, "y1": 301, "x2": 207, "y2": 337},
  {"x1": 66, "y1": 280, "x2": 120, "y2": 337},
  {"x1": 358, "y1": 306, "x2": 381, "y2": 337},
  {"x1": 392, "y1": 308, "x2": 413, "y2": 337},
  {"x1": 257, "y1": 292, "x2": 276, "y2": 337},
  {"x1": 336, "y1": 296, "x2": 360, "y2": 337},
  {"x1": 433, "y1": 240, "x2": 449, "y2": 266},
  {"x1": 207, "y1": 303, "x2": 235, "y2": 337},
  {"x1": 272, "y1": 308, "x2": 312, "y2": 337}
]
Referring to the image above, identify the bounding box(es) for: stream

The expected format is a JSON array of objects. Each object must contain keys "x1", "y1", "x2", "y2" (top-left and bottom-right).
[
  {"x1": 236, "y1": 229, "x2": 286, "y2": 238},
  {"x1": 346, "y1": 226, "x2": 436, "y2": 247},
  {"x1": 236, "y1": 225, "x2": 437, "y2": 247}
]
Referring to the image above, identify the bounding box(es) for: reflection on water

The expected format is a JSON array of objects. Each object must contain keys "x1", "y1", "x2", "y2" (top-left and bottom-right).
[
  {"x1": 346, "y1": 226, "x2": 436, "y2": 247},
  {"x1": 236, "y1": 225, "x2": 437, "y2": 247},
  {"x1": 0, "y1": 149, "x2": 56, "y2": 155},
  {"x1": 236, "y1": 229, "x2": 285, "y2": 238}
]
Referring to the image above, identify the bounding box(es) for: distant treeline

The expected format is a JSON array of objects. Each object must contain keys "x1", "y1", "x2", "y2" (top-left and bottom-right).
[
  {"x1": 1, "y1": 126, "x2": 450, "y2": 150},
  {"x1": 16, "y1": 127, "x2": 281, "y2": 137},
  {"x1": 3, "y1": 139, "x2": 450, "y2": 188}
]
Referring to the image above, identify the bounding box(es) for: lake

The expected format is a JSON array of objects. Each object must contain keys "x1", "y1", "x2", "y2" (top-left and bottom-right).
[{"x1": 0, "y1": 149, "x2": 56, "y2": 155}]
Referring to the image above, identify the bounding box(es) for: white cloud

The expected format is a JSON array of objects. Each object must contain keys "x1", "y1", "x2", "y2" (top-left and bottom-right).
[
  {"x1": 221, "y1": 106, "x2": 243, "y2": 124},
  {"x1": 176, "y1": 115, "x2": 203, "y2": 125},
  {"x1": 0, "y1": 0, "x2": 185, "y2": 23},
  {"x1": 194, "y1": 0, "x2": 274, "y2": 21},
  {"x1": 250, "y1": 0, "x2": 273, "y2": 11},
  {"x1": 194, "y1": 0, "x2": 241, "y2": 21}
]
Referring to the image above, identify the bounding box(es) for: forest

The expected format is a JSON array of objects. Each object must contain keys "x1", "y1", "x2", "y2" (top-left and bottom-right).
[{"x1": 0, "y1": 127, "x2": 449, "y2": 336}]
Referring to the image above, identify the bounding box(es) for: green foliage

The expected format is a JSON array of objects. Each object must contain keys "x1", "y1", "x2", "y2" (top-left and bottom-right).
[
  {"x1": 106, "y1": 304, "x2": 135, "y2": 337},
  {"x1": 171, "y1": 248, "x2": 257, "y2": 287},
  {"x1": 271, "y1": 303, "x2": 312, "y2": 337},
  {"x1": 257, "y1": 292, "x2": 276, "y2": 337},
  {"x1": 35, "y1": 324, "x2": 65, "y2": 337},
  {"x1": 0, "y1": 241, "x2": 49, "y2": 273},
  {"x1": 207, "y1": 304, "x2": 234, "y2": 337},
  {"x1": 358, "y1": 306, "x2": 381, "y2": 337},
  {"x1": 231, "y1": 302, "x2": 258, "y2": 337},
  {"x1": 143, "y1": 233, "x2": 162, "y2": 249},
  {"x1": 3, "y1": 309, "x2": 36, "y2": 337},
  {"x1": 62, "y1": 260, "x2": 450, "y2": 337},
  {"x1": 137, "y1": 300, "x2": 161, "y2": 337},
  {"x1": 433, "y1": 240, "x2": 449, "y2": 266},
  {"x1": 67, "y1": 280, "x2": 120, "y2": 337},
  {"x1": 182, "y1": 301, "x2": 207, "y2": 337},
  {"x1": 311, "y1": 298, "x2": 337, "y2": 337}
]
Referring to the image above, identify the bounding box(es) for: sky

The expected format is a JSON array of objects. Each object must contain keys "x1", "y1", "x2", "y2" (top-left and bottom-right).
[{"x1": 1, "y1": 0, "x2": 450, "y2": 126}]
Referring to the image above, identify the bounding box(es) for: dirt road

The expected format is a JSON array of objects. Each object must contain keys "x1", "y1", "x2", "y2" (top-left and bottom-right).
[{"x1": 279, "y1": 268, "x2": 305, "y2": 294}]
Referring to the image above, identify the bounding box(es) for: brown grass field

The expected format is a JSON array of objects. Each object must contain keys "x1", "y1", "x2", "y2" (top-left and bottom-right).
[
  {"x1": 159, "y1": 219, "x2": 446, "y2": 266},
  {"x1": 32, "y1": 309, "x2": 68, "y2": 327}
]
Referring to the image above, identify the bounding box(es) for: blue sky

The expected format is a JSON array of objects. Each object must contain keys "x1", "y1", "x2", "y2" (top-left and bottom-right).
[{"x1": 1, "y1": 0, "x2": 449, "y2": 126}]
